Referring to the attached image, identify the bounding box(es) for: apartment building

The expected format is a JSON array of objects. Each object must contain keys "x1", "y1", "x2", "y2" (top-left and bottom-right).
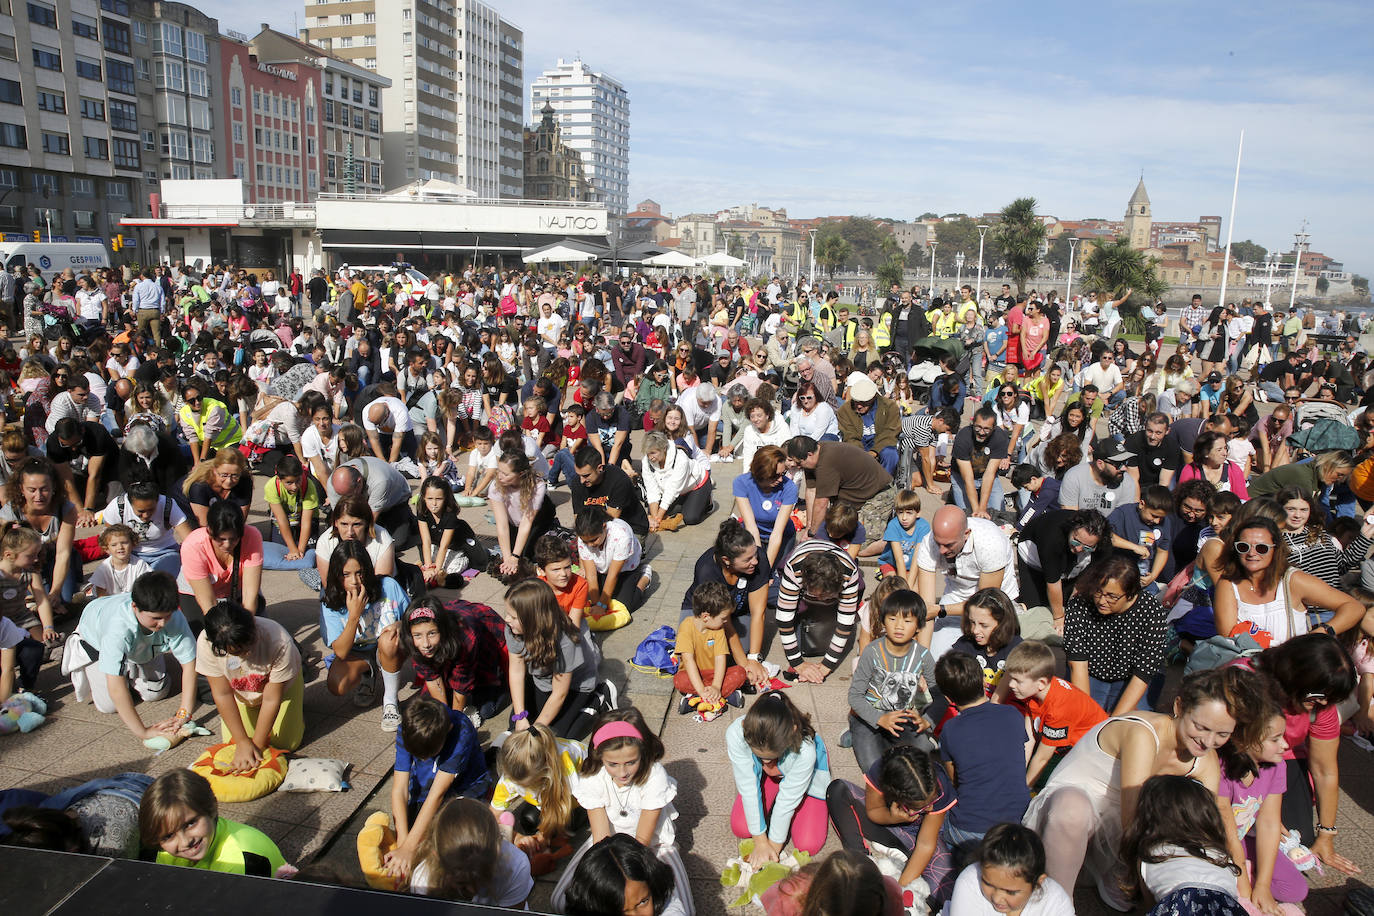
[{"x1": 531, "y1": 57, "x2": 628, "y2": 214}]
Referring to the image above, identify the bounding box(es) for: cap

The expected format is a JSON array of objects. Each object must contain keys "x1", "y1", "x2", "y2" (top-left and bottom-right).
[
  {"x1": 1099, "y1": 439, "x2": 1136, "y2": 463},
  {"x1": 847, "y1": 375, "x2": 879, "y2": 402},
  {"x1": 1205, "y1": 371, "x2": 1223, "y2": 383}
]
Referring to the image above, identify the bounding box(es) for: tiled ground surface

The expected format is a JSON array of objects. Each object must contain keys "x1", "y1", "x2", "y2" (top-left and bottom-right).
[{"x1": 5, "y1": 442, "x2": 1374, "y2": 913}]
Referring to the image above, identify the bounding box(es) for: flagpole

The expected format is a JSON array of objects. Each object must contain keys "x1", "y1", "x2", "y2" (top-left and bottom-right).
[{"x1": 1217, "y1": 130, "x2": 1243, "y2": 310}]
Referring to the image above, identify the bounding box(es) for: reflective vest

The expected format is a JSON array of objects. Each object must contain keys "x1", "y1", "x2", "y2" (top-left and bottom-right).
[
  {"x1": 872, "y1": 312, "x2": 892, "y2": 349},
  {"x1": 957, "y1": 299, "x2": 978, "y2": 322},
  {"x1": 179, "y1": 397, "x2": 242, "y2": 449},
  {"x1": 783, "y1": 300, "x2": 808, "y2": 329},
  {"x1": 834, "y1": 318, "x2": 857, "y2": 350}
]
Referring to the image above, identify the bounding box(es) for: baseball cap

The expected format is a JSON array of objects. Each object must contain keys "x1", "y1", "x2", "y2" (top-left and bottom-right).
[{"x1": 1205, "y1": 371, "x2": 1223, "y2": 384}]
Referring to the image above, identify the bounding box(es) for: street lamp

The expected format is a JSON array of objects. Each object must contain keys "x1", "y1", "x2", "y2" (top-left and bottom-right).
[
  {"x1": 807, "y1": 228, "x2": 817, "y2": 289},
  {"x1": 955, "y1": 251, "x2": 965, "y2": 292},
  {"x1": 928, "y1": 242, "x2": 938, "y2": 296},
  {"x1": 1263, "y1": 249, "x2": 1279, "y2": 307},
  {"x1": 975, "y1": 224, "x2": 990, "y2": 300},
  {"x1": 1288, "y1": 228, "x2": 1310, "y2": 312},
  {"x1": 1064, "y1": 237, "x2": 1080, "y2": 307}
]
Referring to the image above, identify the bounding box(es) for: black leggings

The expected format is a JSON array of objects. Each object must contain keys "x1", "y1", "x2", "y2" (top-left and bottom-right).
[
  {"x1": 666, "y1": 479, "x2": 714, "y2": 527},
  {"x1": 1282, "y1": 756, "x2": 1316, "y2": 846},
  {"x1": 529, "y1": 677, "x2": 598, "y2": 741},
  {"x1": 826, "y1": 780, "x2": 914, "y2": 854}
]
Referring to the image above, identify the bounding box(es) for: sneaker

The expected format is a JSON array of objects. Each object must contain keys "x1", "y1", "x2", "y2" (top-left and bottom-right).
[
  {"x1": 465, "y1": 708, "x2": 484, "y2": 730},
  {"x1": 380, "y1": 702, "x2": 401, "y2": 731},
  {"x1": 726, "y1": 689, "x2": 744, "y2": 708},
  {"x1": 636, "y1": 563, "x2": 654, "y2": 594},
  {"x1": 354, "y1": 659, "x2": 376, "y2": 707},
  {"x1": 839, "y1": 729, "x2": 854, "y2": 749},
  {"x1": 599, "y1": 680, "x2": 620, "y2": 712},
  {"x1": 678, "y1": 694, "x2": 693, "y2": 715}
]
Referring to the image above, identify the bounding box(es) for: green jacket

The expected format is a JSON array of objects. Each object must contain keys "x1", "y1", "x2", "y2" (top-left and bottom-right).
[{"x1": 837, "y1": 396, "x2": 900, "y2": 454}]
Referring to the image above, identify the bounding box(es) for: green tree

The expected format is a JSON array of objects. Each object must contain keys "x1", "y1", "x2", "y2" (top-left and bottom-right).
[
  {"x1": 1230, "y1": 240, "x2": 1267, "y2": 264},
  {"x1": 1353, "y1": 275, "x2": 1369, "y2": 298},
  {"x1": 1316, "y1": 276, "x2": 1330, "y2": 295},
  {"x1": 875, "y1": 244, "x2": 906, "y2": 289},
  {"x1": 836, "y1": 217, "x2": 889, "y2": 271},
  {"x1": 993, "y1": 197, "x2": 1046, "y2": 295},
  {"x1": 813, "y1": 227, "x2": 851, "y2": 278},
  {"x1": 725, "y1": 232, "x2": 744, "y2": 258},
  {"x1": 933, "y1": 218, "x2": 983, "y2": 273},
  {"x1": 919, "y1": 212, "x2": 940, "y2": 220},
  {"x1": 1045, "y1": 236, "x2": 1073, "y2": 271},
  {"x1": 1081, "y1": 236, "x2": 1168, "y2": 331}
]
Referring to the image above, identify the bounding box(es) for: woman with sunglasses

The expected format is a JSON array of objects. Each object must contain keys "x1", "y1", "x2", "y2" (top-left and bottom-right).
[
  {"x1": 1213, "y1": 517, "x2": 1364, "y2": 647},
  {"x1": 177, "y1": 378, "x2": 242, "y2": 466},
  {"x1": 1238, "y1": 634, "x2": 1362, "y2": 876},
  {"x1": 787, "y1": 381, "x2": 838, "y2": 442}
]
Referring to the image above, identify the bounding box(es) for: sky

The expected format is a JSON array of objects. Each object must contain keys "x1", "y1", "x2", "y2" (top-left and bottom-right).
[{"x1": 214, "y1": 0, "x2": 1374, "y2": 276}]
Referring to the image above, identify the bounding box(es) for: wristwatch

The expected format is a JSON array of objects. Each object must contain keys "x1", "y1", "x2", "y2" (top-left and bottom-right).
[{"x1": 746, "y1": 653, "x2": 761, "y2": 662}]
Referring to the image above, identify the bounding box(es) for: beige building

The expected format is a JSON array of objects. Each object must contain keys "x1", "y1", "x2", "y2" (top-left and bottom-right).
[{"x1": 671, "y1": 213, "x2": 719, "y2": 259}]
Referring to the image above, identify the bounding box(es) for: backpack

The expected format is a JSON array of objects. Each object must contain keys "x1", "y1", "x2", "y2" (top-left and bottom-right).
[{"x1": 628, "y1": 625, "x2": 678, "y2": 677}]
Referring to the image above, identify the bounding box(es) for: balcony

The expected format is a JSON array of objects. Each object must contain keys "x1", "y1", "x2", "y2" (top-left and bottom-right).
[{"x1": 136, "y1": 201, "x2": 317, "y2": 226}]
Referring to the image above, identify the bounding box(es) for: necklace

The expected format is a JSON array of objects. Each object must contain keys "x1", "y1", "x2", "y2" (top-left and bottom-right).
[{"x1": 610, "y1": 780, "x2": 634, "y2": 819}]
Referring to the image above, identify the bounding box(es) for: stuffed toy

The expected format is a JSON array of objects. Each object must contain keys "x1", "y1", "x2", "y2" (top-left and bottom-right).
[
  {"x1": 143, "y1": 721, "x2": 212, "y2": 752},
  {"x1": 720, "y1": 838, "x2": 810, "y2": 908},
  {"x1": 686, "y1": 695, "x2": 726, "y2": 722},
  {"x1": 1279, "y1": 828, "x2": 1323, "y2": 875},
  {"x1": 0, "y1": 691, "x2": 47, "y2": 734},
  {"x1": 190, "y1": 743, "x2": 289, "y2": 803},
  {"x1": 586, "y1": 600, "x2": 631, "y2": 632},
  {"x1": 357, "y1": 812, "x2": 403, "y2": 891}
]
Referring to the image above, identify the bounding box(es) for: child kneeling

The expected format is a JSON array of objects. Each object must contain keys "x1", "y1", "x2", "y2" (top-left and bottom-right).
[{"x1": 674, "y1": 581, "x2": 749, "y2": 721}]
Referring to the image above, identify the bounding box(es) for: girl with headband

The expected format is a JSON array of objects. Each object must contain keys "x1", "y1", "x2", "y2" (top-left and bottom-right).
[
  {"x1": 551, "y1": 708, "x2": 691, "y2": 914},
  {"x1": 399, "y1": 596, "x2": 509, "y2": 729}
]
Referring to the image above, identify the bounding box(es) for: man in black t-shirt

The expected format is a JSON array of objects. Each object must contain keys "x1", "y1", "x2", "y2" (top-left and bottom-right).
[
  {"x1": 585, "y1": 393, "x2": 636, "y2": 470},
  {"x1": 950, "y1": 406, "x2": 1010, "y2": 519},
  {"x1": 994, "y1": 283, "x2": 1015, "y2": 314},
  {"x1": 570, "y1": 445, "x2": 649, "y2": 537},
  {"x1": 46, "y1": 417, "x2": 118, "y2": 523},
  {"x1": 1125, "y1": 412, "x2": 1183, "y2": 490}
]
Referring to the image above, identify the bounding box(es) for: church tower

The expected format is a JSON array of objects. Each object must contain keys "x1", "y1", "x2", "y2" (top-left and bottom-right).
[{"x1": 1124, "y1": 176, "x2": 1152, "y2": 250}]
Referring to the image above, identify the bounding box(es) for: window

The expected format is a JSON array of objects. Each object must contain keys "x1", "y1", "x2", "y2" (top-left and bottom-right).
[
  {"x1": 80, "y1": 98, "x2": 105, "y2": 120},
  {"x1": 42, "y1": 132, "x2": 70, "y2": 155},
  {"x1": 252, "y1": 89, "x2": 260, "y2": 111},
  {"x1": 102, "y1": 19, "x2": 131, "y2": 54},
  {"x1": 27, "y1": 2, "x2": 56, "y2": 28},
  {"x1": 369, "y1": 87, "x2": 378, "y2": 107},
  {"x1": 192, "y1": 135, "x2": 211, "y2": 163},
  {"x1": 100, "y1": 0, "x2": 130, "y2": 14},
  {"x1": 170, "y1": 164, "x2": 190, "y2": 180},
  {"x1": 132, "y1": 20, "x2": 146, "y2": 43},
  {"x1": 338, "y1": 36, "x2": 351, "y2": 48},
  {"x1": 0, "y1": 206, "x2": 19, "y2": 229},
  {"x1": 0, "y1": 35, "x2": 14, "y2": 61},
  {"x1": 185, "y1": 30, "x2": 207, "y2": 63},
  {"x1": 72, "y1": 13, "x2": 99, "y2": 39},
  {"x1": 187, "y1": 65, "x2": 207, "y2": 96},
  {"x1": 73, "y1": 210, "x2": 95, "y2": 231},
  {"x1": 338, "y1": 77, "x2": 348, "y2": 99},
  {"x1": 0, "y1": 169, "x2": 17, "y2": 189},
  {"x1": 83, "y1": 137, "x2": 108, "y2": 159},
  {"x1": 34, "y1": 209, "x2": 61, "y2": 232},
  {"x1": 368, "y1": 116, "x2": 379, "y2": 133},
  {"x1": 157, "y1": 22, "x2": 182, "y2": 57},
  {"x1": 137, "y1": 58, "x2": 149, "y2": 81},
  {"x1": 105, "y1": 180, "x2": 128, "y2": 199},
  {"x1": 109, "y1": 99, "x2": 137, "y2": 132},
  {"x1": 233, "y1": 161, "x2": 244, "y2": 179},
  {"x1": 75, "y1": 56, "x2": 102, "y2": 81},
  {"x1": 230, "y1": 86, "x2": 242, "y2": 107},
  {"x1": 71, "y1": 177, "x2": 94, "y2": 196},
  {"x1": 160, "y1": 130, "x2": 187, "y2": 159},
  {"x1": 106, "y1": 58, "x2": 135, "y2": 94},
  {"x1": 190, "y1": 100, "x2": 210, "y2": 130},
  {"x1": 323, "y1": 74, "x2": 332, "y2": 95},
  {"x1": 156, "y1": 94, "x2": 186, "y2": 126},
  {"x1": 339, "y1": 13, "x2": 351, "y2": 24},
  {"x1": 352, "y1": 86, "x2": 362, "y2": 103},
  {"x1": 363, "y1": 11, "x2": 374, "y2": 22},
  {"x1": 364, "y1": 35, "x2": 375, "y2": 46},
  {"x1": 0, "y1": 79, "x2": 21, "y2": 106},
  {"x1": 154, "y1": 60, "x2": 183, "y2": 91},
  {"x1": 232, "y1": 123, "x2": 243, "y2": 142},
  {"x1": 324, "y1": 100, "x2": 333, "y2": 122},
  {"x1": 306, "y1": 137, "x2": 315, "y2": 155},
  {"x1": 0, "y1": 123, "x2": 25, "y2": 148},
  {"x1": 142, "y1": 129, "x2": 154, "y2": 151},
  {"x1": 32, "y1": 173, "x2": 59, "y2": 195},
  {"x1": 305, "y1": 104, "x2": 314, "y2": 124},
  {"x1": 32, "y1": 43, "x2": 61, "y2": 70}
]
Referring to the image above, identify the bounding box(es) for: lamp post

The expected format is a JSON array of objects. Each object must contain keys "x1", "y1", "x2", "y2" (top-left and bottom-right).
[
  {"x1": 975, "y1": 224, "x2": 990, "y2": 301},
  {"x1": 807, "y1": 228, "x2": 816, "y2": 289},
  {"x1": 1288, "y1": 229, "x2": 1310, "y2": 312},
  {"x1": 955, "y1": 251, "x2": 965, "y2": 292},
  {"x1": 1263, "y1": 250, "x2": 1278, "y2": 306},
  {"x1": 928, "y1": 242, "x2": 937, "y2": 296},
  {"x1": 1064, "y1": 237, "x2": 1080, "y2": 307}
]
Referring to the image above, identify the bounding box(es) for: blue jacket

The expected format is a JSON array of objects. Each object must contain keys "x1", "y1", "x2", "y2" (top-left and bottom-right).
[{"x1": 726, "y1": 718, "x2": 831, "y2": 845}]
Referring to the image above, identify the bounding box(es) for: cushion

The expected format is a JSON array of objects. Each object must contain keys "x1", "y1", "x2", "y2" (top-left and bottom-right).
[
  {"x1": 279, "y1": 757, "x2": 350, "y2": 793},
  {"x1": 357, "y1": 811, "x2": 403, "y2": 891},
  {"x1": 587, "y1": 600, "x2": 631, "y2": 632},
  {"x1": 189, "y1": 743, "x2": 288, "y2": 803}
]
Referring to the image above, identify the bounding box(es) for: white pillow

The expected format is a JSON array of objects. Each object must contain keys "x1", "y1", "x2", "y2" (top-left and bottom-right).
[{"x1": 279, "y1": 758, "x2": 350, "y2": 793}]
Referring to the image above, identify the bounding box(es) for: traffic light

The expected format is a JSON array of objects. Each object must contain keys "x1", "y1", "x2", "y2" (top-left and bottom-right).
[
  {"x1": 111, "y1": 234, "x2": 123, "y2": 252},
  {"x1": 30, "y1": 230, "x2": 39, "y2": 242}
]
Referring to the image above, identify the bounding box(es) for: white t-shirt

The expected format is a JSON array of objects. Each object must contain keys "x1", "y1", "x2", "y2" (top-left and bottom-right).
[
  {"x1": 300, "y1": 424, "x2": 339, "y2": 469},
  {"x1": 537, "y1": 313, "x2": 565, "y2": 346},
  {"x1": 106, "y1": 355, "x2": 140, "y2": 377},
  {"x1": 676, "y1": 390, "x2": 721, "y2": 430},
  {"x1": 315, "y1": 527, "x2": 394, "y2": 570},
  {"x1": 1082, "y1": 361, "x2": 1123, "y2": 393},
  {"x1": 408, "y1": 841, "x2": 533, "y2": 906},
  {"x1": 77, "y1": 289, "x2": 106, "y2": 320},
  {"x1": 99, "y1": 495, "x2": 187, "y2": 554},
  {"x1": 576, "y1": 517, "x2": 642, "y2": 575},
  {"x1": 89, "y1": 558, "x2": 154, "y2": 596},
  {"x1": 915, "y1": 517, "x2": 1018, "y2": 603},
  {"x1": 361, "y1": 395, "x2": 413, "y2": 434},
  {"x1": 571, "y1": 763, "x2": 678, "y2": 847},
  {"x1": 468, "y1": 435, "x2": 549, "y2": 478},
  {"x1": 1140, "y1": 845, "x2": 1239, "y2": 900},
  {"x1": 0, "y1": 615, "x2": 25, "y2": 649},
  {"x1": 947, "y1": 865, "x2": 1074, "y2": 916}
]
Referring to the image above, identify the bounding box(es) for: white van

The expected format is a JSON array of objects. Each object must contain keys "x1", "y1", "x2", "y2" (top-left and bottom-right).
[{"x1": 0, "y1": 242, "x2": 110, "y2": 274}]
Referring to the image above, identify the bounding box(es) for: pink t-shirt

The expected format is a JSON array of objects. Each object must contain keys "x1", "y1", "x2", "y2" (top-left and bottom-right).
[
  {"x1": 179, "y1": 526, "x2": 263, "y2": 597},
  {"x1": 1235, "y1": 659, "x2": 1338, "y2": 759},
  {"x1": 1218, "y1": 762, "x2": 1285, "y2": 838}
]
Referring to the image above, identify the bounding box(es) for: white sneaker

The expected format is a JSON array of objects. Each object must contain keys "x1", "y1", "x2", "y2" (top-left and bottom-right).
[
  {"x1": 381, "y1": 702, "x2": 401, "y2": 732},
  {"x1": 465, "y1": 708, "x2": 483, "y2": 730}
]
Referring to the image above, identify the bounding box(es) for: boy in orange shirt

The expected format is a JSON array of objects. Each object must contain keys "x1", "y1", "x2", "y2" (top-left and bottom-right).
[
  {"x1": 534, "y1": 533, "x2": 588, "y2": 627},
  {"x1": 1003, "y1": 639, "x2": 1108, "y2": 788}
]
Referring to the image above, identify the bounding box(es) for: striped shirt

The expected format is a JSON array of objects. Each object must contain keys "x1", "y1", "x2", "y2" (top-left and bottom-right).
[
  {"x1": 1283, "y1": 530, "x2": 1371, "y2": 591},
  {"x1": 776, "y1": 539, "x2": 863, "y2": 671}
]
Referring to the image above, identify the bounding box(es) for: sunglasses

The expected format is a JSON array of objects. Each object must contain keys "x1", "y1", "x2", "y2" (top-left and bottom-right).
[{"x1": 1234, "y1": 542, "x2": 1273, "y2": 556}]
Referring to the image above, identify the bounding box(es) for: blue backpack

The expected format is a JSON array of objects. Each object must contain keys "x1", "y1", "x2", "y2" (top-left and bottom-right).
[{"x1": 629, "y1": 625, "x2": 678, "y2": 677}]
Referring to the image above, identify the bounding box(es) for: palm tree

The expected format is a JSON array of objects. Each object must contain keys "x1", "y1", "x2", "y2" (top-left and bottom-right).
[
  {"x1": 1082, "y1": 236, "x2": 1169, "y2": 331},
  {"x1": 992, "y1": 197, "x2": 1046, "y2": 294}
]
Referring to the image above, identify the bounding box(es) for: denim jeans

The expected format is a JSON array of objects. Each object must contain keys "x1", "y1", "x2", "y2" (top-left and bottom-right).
[
  {"x1": 139, "y1": 546, "x2": 182, "y2": 578},
  {"x1": 848, "y1": 712, "x2": 936, "y2": 772},
  {"x1": 548, "y1": 447, "x2": 577, "y2": 486},
  {"x1": 1089, "y1": 675, "x2": 1148, "y2": 713},
  {"x1": 1259, "y1": 381, "x2": 1287, "y2": 402},
  {"x1": 951, "y1": 473, "x2": 1004, "y2": 516}
]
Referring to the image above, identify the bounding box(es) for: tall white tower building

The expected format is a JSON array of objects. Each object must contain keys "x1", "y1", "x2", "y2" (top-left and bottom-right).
[{"x1": 530, "y1": 58, "x2": 628, "y2": 214}]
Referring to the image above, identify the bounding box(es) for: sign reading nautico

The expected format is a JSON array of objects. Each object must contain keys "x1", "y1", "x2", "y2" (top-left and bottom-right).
[
  {"x1": 538, "y1": 214, "x2": 601, "y2": 231},
  {"x1": 257, "y1": 63, "x2": 297, "y2": 81}
]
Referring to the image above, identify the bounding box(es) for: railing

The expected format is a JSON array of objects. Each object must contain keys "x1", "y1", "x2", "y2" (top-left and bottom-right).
[
  {"x1": 157, "y1": 203, "x2": 317, "y2": 221},
  {"x1": 315, "y1": 191, "x2": 604, "y2": 209}
]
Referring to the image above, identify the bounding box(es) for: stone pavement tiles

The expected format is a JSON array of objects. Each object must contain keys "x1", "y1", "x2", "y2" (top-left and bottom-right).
[{"x1": 6, "y1": 457, "x2": 1374, "y2": 913}]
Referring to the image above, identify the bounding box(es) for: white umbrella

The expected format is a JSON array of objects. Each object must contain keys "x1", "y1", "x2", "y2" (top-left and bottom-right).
[
  {"x1": 643, "y1": 249, "x2": 697, "y2": 268},
  {"x1": 523, "y1": 243, "x2": 598, "y2": 264},
  {"x1": 697, "y1": 251, "x2": 746, "y2": 268}
]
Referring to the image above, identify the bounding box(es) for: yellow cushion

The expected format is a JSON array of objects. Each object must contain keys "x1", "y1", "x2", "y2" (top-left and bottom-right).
[
  {"x1": 189, "y1": 743, "x2": 288, "y2": 803},
  {"x1": 587, "y1": 601, "x2": 631, "y2": 632},
  {"x1": 356, "y1": 811, "x2": 403, "y2": 891}
]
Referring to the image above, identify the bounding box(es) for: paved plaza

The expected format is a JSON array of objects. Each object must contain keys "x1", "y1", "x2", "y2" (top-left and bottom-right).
[{"x1": 3, "y1": 441, "x2": 1374, "y2": 914}]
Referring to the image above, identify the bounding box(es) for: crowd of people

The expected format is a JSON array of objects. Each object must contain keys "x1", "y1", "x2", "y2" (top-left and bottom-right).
[{"x1": 0, "y1": 259, "x2": 1373, "y2": 916}]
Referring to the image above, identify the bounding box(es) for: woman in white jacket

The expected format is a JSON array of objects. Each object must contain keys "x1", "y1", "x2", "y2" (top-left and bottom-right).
[
  {"x1": 641, "y1": 431, "x2": 713, "y2": 533},
  {"x1": 723, "y1": 398, "x2": 794, "y2": 470}
]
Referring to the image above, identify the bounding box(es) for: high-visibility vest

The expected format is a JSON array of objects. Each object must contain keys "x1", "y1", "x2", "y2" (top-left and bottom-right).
[
  {"x1": 179, "y1": 397, "x2": 242, "y2": 449},
  {"x1": 872, "y1": 312, "x2": 892, "y2": 348},
  {"x1": 834, "y1": 318, "x2": 857, "y2": 350},
  {"x1": 957, "y1": 299, "x2": 978, "y2": 322}
]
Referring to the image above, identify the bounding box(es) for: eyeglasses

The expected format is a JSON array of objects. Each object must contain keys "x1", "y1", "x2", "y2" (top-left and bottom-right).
[
  {"x1": 1234, "y1": 542, "x2": 1273, "y2": 556},
  {"x1": 185, "y1": 395, "x2": 202, "y2": 405}
]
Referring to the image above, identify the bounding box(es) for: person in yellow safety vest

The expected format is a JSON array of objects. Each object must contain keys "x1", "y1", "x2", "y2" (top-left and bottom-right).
[
  {"x1": 832, "y1": 304, "x2": 859, "y2": 351},
  {"x1": 926, "y1": 298, "x2": 948, "y2": 337},
  {"x1": 871, "y1": 309, "x2": 893, "y2": 349},
  {"x1": 177, "y1": 379, "x2": 242, "y2": 464},
  {"x1": 782, "y1": 297, "x2": 809, "y2": 334},
  {"x1": 814, "y1": 293, "x2": 839, "y2": 333},
  {"x1": 956, "y1": 287, "x2": 979, "y2": 324},
  {"x1": 933, "y1": 299, "x2": 960, "y2": 338}
]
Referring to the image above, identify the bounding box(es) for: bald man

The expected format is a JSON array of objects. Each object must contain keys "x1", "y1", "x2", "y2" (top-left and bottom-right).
[
  {"x1": 913, "y1": 506, "x2": 1018, "y2": 650},
  {"x1": 361, "y1": 388, "x2": 416, "y2": 469},
  {"x1": 328, "y1": 457, "x2": 417, "y2": 551}
]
